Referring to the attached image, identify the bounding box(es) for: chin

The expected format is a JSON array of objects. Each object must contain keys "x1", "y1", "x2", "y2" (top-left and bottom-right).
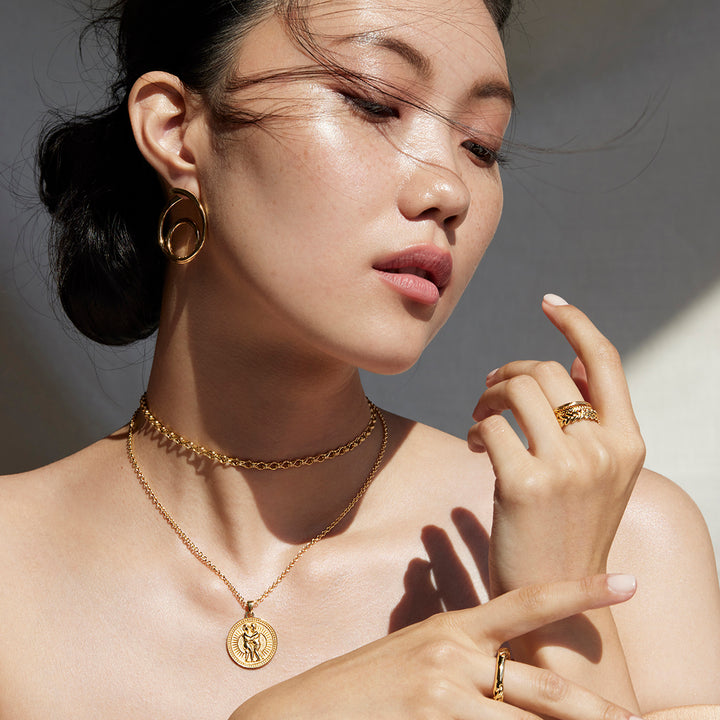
[{"x1": 349, "y1": 341, "x2": 428, "y2": 377}]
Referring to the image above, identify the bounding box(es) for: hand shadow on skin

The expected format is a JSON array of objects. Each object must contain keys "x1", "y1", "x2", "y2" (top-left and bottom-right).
[
  {"x1": 388, "y1": 508, "x2": 489, "y2": 632},
  {"x1": 388, "y1": 508, "x2": 604, "y2": 664}
]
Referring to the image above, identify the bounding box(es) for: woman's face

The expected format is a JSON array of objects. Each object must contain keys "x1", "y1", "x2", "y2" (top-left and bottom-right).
[{"x1": 188, "y1": 0, "x2": 512, "y2": 374}]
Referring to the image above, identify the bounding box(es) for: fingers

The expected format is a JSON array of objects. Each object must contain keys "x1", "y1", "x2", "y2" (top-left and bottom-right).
[
  {"x1": 469, "y1": 296, "x2": 640, "y2": 459},
  {"x1": 540, "y1": 294, "x2": 636, "y2": 428},
  {"x1": 457, "y1": 574, "x2": 636, "y2": 647},
  {"x1": 570, "y1": 357, "x2": 590, "y2": 400},
  {"x1": 479, "y1": 360, "x2": 583, "y2": 415},
  {"x1": 500, "y1": 661, "x2": 640, "y2": 720}
]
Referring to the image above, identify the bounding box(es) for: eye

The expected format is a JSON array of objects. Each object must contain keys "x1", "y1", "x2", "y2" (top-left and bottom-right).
[
  {"x1": 340, "y1": 92, "x2": 400, "y2": 122},
  {"x1": 461, "y1": 140, "x2": 506, "y2": 169}
]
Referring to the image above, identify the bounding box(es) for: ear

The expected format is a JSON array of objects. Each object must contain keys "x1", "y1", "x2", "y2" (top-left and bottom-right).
[{"x1": 128, "y1": 72, "x2": 204, "y2": 196}]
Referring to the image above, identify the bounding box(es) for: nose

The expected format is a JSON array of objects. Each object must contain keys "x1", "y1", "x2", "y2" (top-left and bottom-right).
[{"x1": 397, "y1": 151, "x2": 471, "y2": 232}]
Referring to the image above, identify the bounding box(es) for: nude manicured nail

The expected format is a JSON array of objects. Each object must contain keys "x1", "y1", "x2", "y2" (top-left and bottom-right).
[
  {"x1": 607, "y1": 574, "x2": 637, "y2": 594},
  {"x1": 543, "y1": 293, "x2": 569, "y2": 306},
  {"x1": 486, "y1": 367, "x2": 499, "y2": 383}
]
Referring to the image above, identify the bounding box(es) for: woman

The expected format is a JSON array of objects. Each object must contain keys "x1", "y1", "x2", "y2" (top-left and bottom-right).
[{"x1": 1, "y1": 0, "x2": 718, "y2": 718}]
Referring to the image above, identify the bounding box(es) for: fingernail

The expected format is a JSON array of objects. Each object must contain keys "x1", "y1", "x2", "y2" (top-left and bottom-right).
[
  {"x1": 486, "y1": 367, "x2": 499, "y2": 384},
  {"x1": 630, "y1": 716, "x2": 644, "y2": 720},
  {"x1": 607, "y1": 574, "x2": 637, "y2": 595},
  {"x1": 543, "y1": 293, "x2": 568, "y2": 306}
]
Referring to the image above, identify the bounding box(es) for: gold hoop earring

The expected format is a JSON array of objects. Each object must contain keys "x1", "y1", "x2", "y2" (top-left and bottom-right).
[{"x1": 158, "y1": 188, "x2": 207, "y2": 264}]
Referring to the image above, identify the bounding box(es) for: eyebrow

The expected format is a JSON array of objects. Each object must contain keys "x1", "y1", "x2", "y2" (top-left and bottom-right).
[
  {"x1": 469, "y1": 80, "x2": 515, "y2": 109},
  {"x1": 343, "y1": 32, "x2": 515, "y2": 109}
]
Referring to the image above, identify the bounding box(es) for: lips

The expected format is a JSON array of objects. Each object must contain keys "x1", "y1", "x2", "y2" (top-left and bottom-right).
[{"x1": 373, "y1": 245, "x2": 453, "y2": 305}]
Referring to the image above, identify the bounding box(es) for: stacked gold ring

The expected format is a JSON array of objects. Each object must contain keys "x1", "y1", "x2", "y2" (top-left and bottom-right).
[
  {"x1": 553, "y1": 400, "x2": 599, "y2": 428},
  {"x1": 492, "y1": 647, "x2": 511, "y2": 701}
]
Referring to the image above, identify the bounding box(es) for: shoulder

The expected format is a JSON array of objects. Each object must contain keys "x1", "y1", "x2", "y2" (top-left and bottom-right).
[
  {"x1": 612, "y1": 468, "x2": 717, "y2": 571},
  {"x1": 378, "y1": 411, "x2": 497, "y2": 547},
  {"x1": 0, "y1": 429, "x2": 129, "y2": 573},
  {"x1": 610, "y1": 468, "x2": 720, "y2": 709},
  {"x1": 382, "y1": 411, "x2": 496, "y2": 495}
]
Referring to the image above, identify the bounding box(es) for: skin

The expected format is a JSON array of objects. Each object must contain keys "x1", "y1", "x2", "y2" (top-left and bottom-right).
[{"x1": 1, "y1": 0, "x2": 719, "y2": 718}]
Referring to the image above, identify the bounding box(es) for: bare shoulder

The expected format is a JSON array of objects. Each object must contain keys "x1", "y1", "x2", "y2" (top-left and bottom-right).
[
  {"x1": 610, "y1": 468, "x2": 720, "y2": 709},
  {"x1": 383, "y1": 411, "x2": 496, "y2": 499},
  {"x1": 0, "y1": 430, "x2": 129, "y2": 577},
  {"x1": 612, "y1": 467, "x2": 718, "y2": 572}
]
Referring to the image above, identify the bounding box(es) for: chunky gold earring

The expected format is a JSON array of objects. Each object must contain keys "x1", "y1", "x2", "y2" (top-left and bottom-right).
[{"x1": 158, "y1": 188, "x2": 207, "y2": 264}]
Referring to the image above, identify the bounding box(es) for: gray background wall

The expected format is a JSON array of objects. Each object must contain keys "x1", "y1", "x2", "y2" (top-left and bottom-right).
[{"x1": 2, "y1": 2, "x2": 719, "y2": 565}]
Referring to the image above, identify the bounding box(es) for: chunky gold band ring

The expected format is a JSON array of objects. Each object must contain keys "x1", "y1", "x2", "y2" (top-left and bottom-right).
[
  {"x1": 492, "y1": 647, "x2": 511, "y2": 701},
  {"x1": 553, "y1": 400, "x2": 599, "y2": 428}
]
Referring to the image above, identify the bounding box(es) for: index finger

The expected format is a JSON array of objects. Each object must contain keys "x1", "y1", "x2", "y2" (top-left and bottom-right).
[
  {"x1": 541, "y1": 294, "x2": 637, "y2": 427},
  {"x1": 457, "y1": 574, "x2": 636, "y2": 647}
]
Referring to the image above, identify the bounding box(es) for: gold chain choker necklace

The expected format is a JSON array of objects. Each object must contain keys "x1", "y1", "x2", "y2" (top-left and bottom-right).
[
  {"x1": 139, "y1": 392, "x2": 378, "y2": 469},
  {"x1": 126, "y1": 402, "x2": 388, "y2": 669}
]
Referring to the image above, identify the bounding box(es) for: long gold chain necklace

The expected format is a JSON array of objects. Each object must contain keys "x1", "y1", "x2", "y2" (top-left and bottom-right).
[
  {"x1": 126, "y1": 404, "x2": 388, "y2": 669},
  {"x1": 138, "y1": 393, "x2": 378, "y2": 469}
]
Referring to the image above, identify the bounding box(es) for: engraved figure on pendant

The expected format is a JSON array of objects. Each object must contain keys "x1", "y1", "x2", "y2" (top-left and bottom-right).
[{"x1": 242, "y1": 622, "x2": 262, "y2": 664}]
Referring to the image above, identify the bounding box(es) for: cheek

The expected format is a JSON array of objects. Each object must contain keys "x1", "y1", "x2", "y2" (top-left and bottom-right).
[
  {"x1": 458, "y1": 172, "x2": 504, "y2": 282},
  {"x1": 224, "y1": 118, "x2": 389, "y2": 230}
]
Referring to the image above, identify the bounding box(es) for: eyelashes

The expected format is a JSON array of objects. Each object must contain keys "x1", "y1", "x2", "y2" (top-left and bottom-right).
[
  {"x1": 339, "y1": 90, "x2": 506, "y2": 169},
  {"x1": 461, "y1": 140, "x2": 507, "y2": 168},
  {"x1": 340, "y1": 92, "x2": 399, "y2": 121}
]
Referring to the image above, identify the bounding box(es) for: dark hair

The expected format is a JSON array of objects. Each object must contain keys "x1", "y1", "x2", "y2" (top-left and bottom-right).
[{"x1": 38, "y1": 0, "x2": 513, "y2": 346}]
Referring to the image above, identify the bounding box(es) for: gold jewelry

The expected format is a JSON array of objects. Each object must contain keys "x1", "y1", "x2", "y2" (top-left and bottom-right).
[
  {"x1": 139, "y1": 393, "x2": 378, "y2": 470},
  {"x1": 492, "y1": 647, "x2": 511, "y2": 701},
  {"x1": 158, "y1": 188, "x2": 207, "y2": 264},
  {"x1": 126, "y1": 405, "x2": 388, "y2": 669},
  {"x1": 553, "y1": 400, "x2": 599, "y2": 428}
]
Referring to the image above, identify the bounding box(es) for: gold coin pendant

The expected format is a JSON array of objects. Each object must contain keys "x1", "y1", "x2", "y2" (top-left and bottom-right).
[{"x1": 226, "y1": 616, "x2": 278, "y2": 669}]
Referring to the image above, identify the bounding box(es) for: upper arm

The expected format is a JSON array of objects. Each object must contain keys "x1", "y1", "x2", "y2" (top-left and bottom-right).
[{"x1": 609, "y1": 469, "x2": 720, "y2": 712}]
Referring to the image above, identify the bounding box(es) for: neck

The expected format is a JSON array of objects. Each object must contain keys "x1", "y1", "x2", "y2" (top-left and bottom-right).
[{"x1": 131, "y1": 301, "x2": 390, "y2": 575}]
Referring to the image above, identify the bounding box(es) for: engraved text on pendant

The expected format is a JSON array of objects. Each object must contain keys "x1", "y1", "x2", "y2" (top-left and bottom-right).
[{"x1": 227, "y1": 616, "x2": 277, "y2": 669}]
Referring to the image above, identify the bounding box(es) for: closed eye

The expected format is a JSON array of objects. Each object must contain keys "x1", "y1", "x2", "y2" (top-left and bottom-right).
[
  {"x1": 461, "y1": 140, "x2": 506, "y2": 168},
  {"x1": 340, "y1": 92, "x2": 400, "y2": 122}
]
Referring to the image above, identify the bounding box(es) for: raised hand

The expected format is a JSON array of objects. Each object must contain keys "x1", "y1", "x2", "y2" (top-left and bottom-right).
[
  {"x1": 468, "y1": 295, "x2": 645, "y2": 596},
  {"x1": 231, "y1": 575, "x2": 640, "y2": 720}
]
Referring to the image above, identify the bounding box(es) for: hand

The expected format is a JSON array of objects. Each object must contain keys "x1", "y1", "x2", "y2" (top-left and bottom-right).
[
  {"x1": 230, "y1": 575, "x2": 640, "y2": 720},
  {"x1": 468, "y1": 295, "x2": 646, "y2": 596}
]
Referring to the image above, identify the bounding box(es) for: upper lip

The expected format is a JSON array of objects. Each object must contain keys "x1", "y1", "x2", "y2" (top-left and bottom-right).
[{"x1": 373, "y1": 245, "x2": 453, "y2": 290}]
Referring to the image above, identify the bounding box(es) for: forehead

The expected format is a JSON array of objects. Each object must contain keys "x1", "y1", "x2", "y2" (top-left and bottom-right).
[
  {"x1": 307, "y1": 0, "x2": 507, "y2": 73},
  {"x1": 241, "y1": 0, "x2": 508, "y2": 85}
]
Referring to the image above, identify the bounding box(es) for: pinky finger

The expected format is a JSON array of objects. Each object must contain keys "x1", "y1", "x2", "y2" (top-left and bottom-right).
[{"x1": 467, "y1": 413, "x2": 529, "y2": 471}]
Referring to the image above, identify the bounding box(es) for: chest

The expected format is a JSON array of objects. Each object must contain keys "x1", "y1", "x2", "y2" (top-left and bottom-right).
[{"x1": 2, "y1": 506, "x2": 490, "y2": 720}]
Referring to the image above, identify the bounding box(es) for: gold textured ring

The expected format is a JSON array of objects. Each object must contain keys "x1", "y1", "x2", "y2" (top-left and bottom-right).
[
  {"x1": 553, "y1": 400, "x2": 599, "y2": 428},
  {"x1": 492, "y1": 647, "x2": 511, "y2": 701}
]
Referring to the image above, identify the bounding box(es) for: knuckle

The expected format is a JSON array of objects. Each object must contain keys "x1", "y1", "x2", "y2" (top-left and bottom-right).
[
  {"x1": 578, "y1": 574, "x2": 598, "y2": 600},
  {"x1": 601, "y1": 703, "x2": 629, "y2": 720},
  {"x1": 478, "y1": 414, "x2": 506, "y2": 436},
  {"x1": 535, "y1": 360, "x2": 567, "y2": 382},
  {"x1": 516, "y1": 582, "x2": 549, "y2": 612},
  {"x1": 587, "y1": 442, "x2": 612, "y2": 474},
  {"x1": 552, "y1": 453, "x2": 579, "y2": 481},
  {"x1": 424, "y1": 678, "x2": 456, "y2": 707},
  {"x1": 416, "y1": 636, "x2": 461, "y2": 669},
  {"x1": 626, "y1": 434, "x2": 647, "y2": 467},
  {"x1": 534, "y1": 669, "x2": 570, "y2": 703},
  {"x1": 593, "y1": 338, "x2": 621, "y2": 367},
  {"x1": 505, "y1": 374, "x2": 537, "y2": 401}
]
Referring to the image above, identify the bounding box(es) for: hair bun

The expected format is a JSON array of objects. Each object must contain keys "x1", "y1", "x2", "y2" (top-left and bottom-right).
[{"x1": 38, "y1": 103, "x2": 166, "y2": 345}]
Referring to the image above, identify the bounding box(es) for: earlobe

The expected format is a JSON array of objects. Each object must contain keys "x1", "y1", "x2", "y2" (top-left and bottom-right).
[{"x1": 128, "y1": 71, "x2": 201, "y2": 195}]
